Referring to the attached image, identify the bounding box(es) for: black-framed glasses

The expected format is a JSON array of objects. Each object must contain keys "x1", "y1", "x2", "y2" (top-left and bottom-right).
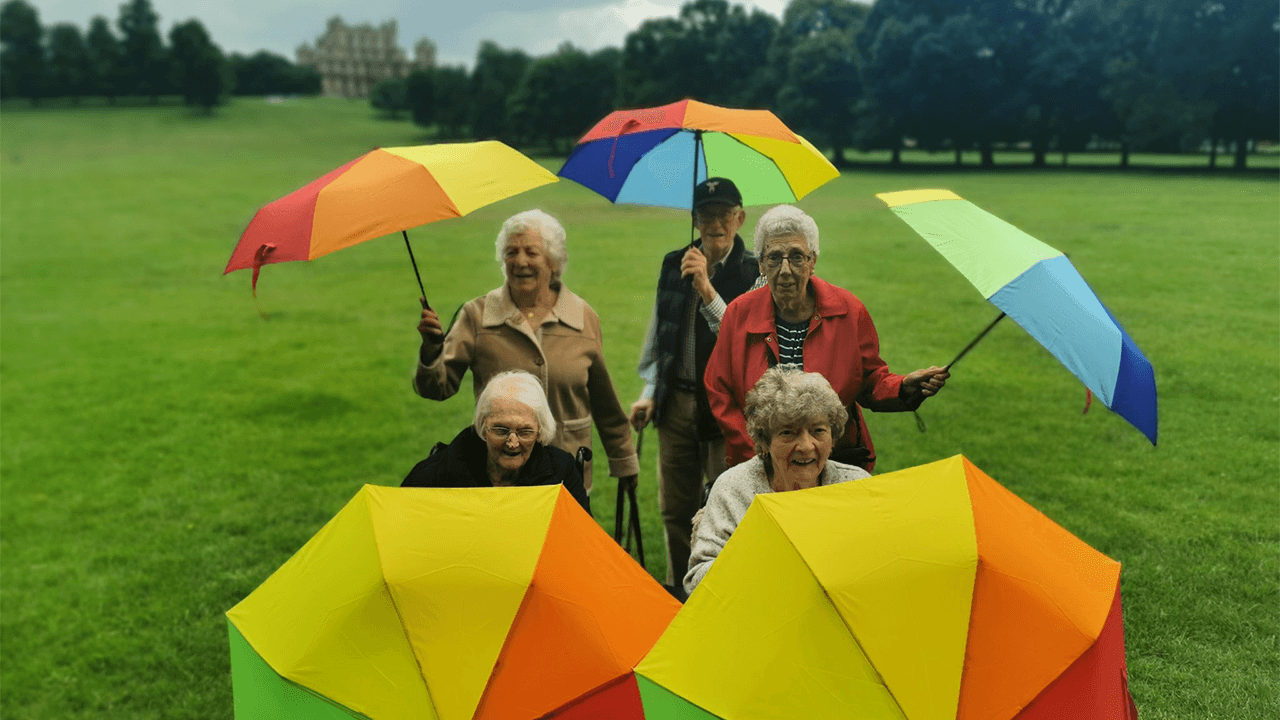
[
  {"x1": 763, "y1": 250, "x2": 812, "y2": 269},
  {"x1": 486, "y1": 426, "x2": 538, "y2": 440}
]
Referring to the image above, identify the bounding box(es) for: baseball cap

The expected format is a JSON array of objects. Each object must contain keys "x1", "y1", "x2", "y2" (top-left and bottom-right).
[{"x1": 693, "y1": 177, "x2": 742, "y2": 209}]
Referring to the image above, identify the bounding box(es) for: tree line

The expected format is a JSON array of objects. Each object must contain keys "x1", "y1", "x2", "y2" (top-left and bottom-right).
[
  {"x1": 0, "y1": 0, "x2": 319, "y2": 111},
  {"x1": 384, "y1": 0, "x2": 1277, "y2": 169}
]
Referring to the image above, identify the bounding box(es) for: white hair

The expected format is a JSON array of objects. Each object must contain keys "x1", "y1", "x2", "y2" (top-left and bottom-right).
[
  {"x1": 474, "y1": 371, "x2": 557, "y2": 444},
  {"x1": 495, "y1": 209, "x2": 568, "y2": 287},
  {"x1": 753, "y1": 205, "x2": 820, "y2": 258}
]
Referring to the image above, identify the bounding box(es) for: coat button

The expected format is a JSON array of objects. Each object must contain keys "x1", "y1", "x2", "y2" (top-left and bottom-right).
[{"x1": 534, "y1": 357, "x2": 544, "y2": 366}]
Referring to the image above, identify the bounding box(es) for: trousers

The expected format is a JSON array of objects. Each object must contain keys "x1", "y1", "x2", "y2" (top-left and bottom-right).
[{"x1": 657, "y1": 389, "x2": 727, "y2": 586}]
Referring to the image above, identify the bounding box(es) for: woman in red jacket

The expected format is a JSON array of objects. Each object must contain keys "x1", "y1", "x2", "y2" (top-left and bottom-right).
[{"x1": 704, "y1": 205, "x2": 949, "y2": 472}]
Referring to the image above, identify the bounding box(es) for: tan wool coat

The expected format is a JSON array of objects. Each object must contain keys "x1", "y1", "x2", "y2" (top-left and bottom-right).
[{"x1": 414, "y1": 284, "x2": 639, "y2": 491}]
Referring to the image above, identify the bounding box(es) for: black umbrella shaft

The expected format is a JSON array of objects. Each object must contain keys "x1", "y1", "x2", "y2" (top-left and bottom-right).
[
  {"x1": 946, "y1": 311, "x2": 1007, "y2": 370},
  {"x1": 402, "y1": 230, "x2": 430, "y2": 309}
]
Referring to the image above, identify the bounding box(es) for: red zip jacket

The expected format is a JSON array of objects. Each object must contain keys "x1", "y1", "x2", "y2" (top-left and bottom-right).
[{"x1": 704, "y1": 276, "x2": 918, "y2": 471}]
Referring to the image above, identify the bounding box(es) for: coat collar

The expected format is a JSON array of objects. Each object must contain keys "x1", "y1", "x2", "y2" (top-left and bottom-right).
[
  {"x1": 742, "y1": 275, "x2": 849, "y2": 334},
  {"x1": 482, "y1": 283, "x2": 586, "y2": 331}
]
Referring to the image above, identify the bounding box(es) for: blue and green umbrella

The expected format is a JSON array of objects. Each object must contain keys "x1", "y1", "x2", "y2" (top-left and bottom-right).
[{"x1": 879, "y1": 189, "x2": 1157, "y2": 444}]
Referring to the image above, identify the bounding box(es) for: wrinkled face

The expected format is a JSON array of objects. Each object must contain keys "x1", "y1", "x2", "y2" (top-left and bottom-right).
[
  {"x1": 483, "y1": 397, "x2": 540, "y2": 475},
  {"x1": 503, "y1": 230, "x2": 553, "y2": 295},
  {"x1": 694, "y1": 203, "x2": 745, "y2": 256},
  {"x1": 762, "y1": 234, "x2": 815, "y2": 306},
  {"x1": 768, "y1": 413, "x2": 833, "y2": 488}
]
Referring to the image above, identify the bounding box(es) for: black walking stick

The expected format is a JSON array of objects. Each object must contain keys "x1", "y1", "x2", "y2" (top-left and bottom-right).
[{"x1": 614, "y1": 429, "x2": 647, "y2": 568}]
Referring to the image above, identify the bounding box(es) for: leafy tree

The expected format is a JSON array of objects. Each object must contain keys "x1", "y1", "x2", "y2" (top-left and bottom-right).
[
  {"x1": 510, "y1": 44, "x2": 617, "y2": 153},
  {"x1": 370, "y1": 77, "x2": 408, "y2": 118},
  {"x1": 47, "y1": 23, "x2": 90, "y2": 103},
  {"x1": 1023, "y1": 23, "x2": 1109, "y2": 166},
  {"x1": 405, "y1": 68, "x2": 436, "y2": 127},
  {"x1": 772, "y1": 0, "x2": 869, "y2": 165},
  {"x1": 858, "y1": 14, "x2": 930, "y2": 163},
  {"x1": 0, "y1": 0, "x2": 45, "y2": 103},
  {"x1": 404, "y1": 66, "x2": 469, "y2": 137},
  {"x1": 619, "y1": 0, "x2": 777, "y2": 108},
  {"x1": 469, "y1": 41, "x2": 530, "y2": 143},
  {"x1": 168, "y1": 18, "x2": 227, "y2": 112},
  {"x1": 228, "y1": 51, "x2": 320, "y2": 95},
  {"x1": 431, "y1": 65, "x2": 470, "y2": 138},
  {"x1": 117, "y1": 0, "x2": 167, "y2": 101},
  {"x1": 85, "y1": 16, "x2": 123, "y2": 103}
]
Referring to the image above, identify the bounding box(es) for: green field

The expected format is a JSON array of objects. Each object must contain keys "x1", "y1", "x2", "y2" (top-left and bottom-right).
[{"x1": 1, "y1": 97, "x2": 1276, "y2": 718}]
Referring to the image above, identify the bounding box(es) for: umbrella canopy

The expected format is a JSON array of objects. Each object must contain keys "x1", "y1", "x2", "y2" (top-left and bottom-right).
[
  {"x1": 558, "y1": 99, "x2": 838, "y2": 210},
  {"x1": 586, "y1": 455, "x2": 1137, "y2": 720},
  {"x1": 226, "y1": 484, "x2": 680, "y2": 720},
  {"x1": 224, "y1": 141, "x2": 558, "y2": 295},
  {"x1": 878, "y1": 189, "x2": 1158, "y2": 445}
]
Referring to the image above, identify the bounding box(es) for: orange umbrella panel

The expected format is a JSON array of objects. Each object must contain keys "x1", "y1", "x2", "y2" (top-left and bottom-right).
[{"x1": 224, "y1": 141, "x2": 559, "y2": 297}]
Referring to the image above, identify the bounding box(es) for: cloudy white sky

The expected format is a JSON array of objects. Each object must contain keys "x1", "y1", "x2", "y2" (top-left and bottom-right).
[{"x1": 29, "y1": 0, "x2": 789, "y2": 67}]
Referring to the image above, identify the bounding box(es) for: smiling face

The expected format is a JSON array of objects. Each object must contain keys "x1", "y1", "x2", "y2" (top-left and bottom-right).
[
  {"x1": 503, "y1": 230, "x2": 553, "y2": 296},
  {"x1": 695, "y1": 203, "x2": 745, "y2": 257},
  {"x1": 762, "y1": 234, "x2": 815, "y2": 307},
  {"x1": 482, "y1": 397, "x2": 540, "y2": 480},
  {"x1": 767, "y1": 413, "x2": 833, "y2": 491}
]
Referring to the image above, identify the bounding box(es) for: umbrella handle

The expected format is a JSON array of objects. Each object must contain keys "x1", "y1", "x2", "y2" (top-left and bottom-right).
[
  {"x1": 402, "y1": 231, "x2": 430, "y2": 309},
  {"x1": 945, "y1": 311, "x2": 1007, "y2": 371}
]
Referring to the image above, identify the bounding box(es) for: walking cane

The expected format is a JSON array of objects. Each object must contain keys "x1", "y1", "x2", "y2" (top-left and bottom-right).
[{"x1": 614, "y1": 428, "x2": 646, "y2": 568}]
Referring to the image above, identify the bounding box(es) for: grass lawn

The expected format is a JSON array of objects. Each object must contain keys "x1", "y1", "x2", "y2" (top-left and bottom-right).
[{"x1": 1, "y1": 96, "x2": 1276, "y2": 718}]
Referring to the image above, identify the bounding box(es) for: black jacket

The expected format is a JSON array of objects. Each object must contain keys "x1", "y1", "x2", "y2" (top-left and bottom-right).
[
  {"x1": 652, "y1": 234, "x2": 759, "y2": 437},
  {"x1": 401, "y1": 426, "x2": 591, "y2": 515}
]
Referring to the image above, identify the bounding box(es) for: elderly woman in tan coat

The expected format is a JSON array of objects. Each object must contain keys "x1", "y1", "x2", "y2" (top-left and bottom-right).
[{"x1": 414, "y1": 209, "x2": 638, "y2": 492}]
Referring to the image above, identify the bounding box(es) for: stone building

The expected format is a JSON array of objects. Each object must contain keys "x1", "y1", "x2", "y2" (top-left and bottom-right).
[{"x1": 296, "y1": 16, "x2": 436, "y2": 99}]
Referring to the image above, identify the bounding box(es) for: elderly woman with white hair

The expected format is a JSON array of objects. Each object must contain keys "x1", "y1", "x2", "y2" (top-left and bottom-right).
[
  {"x1": 402, "y1": 370, "x2": 591, "y2": 512},
  {"x1": 414, "y1": 209, "x2": 638, "y2": 494},
  {"x1": 685, "y1": 367, "x2": 869, "y2": 592},
  {"x1": 705, "y1": 204, "x2": 949, "y2": 474}
]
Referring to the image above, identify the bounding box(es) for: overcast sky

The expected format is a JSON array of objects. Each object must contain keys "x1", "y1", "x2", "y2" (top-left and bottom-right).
[{"x1": 29, "y1": 0, "x2": 789, "y2": 68}]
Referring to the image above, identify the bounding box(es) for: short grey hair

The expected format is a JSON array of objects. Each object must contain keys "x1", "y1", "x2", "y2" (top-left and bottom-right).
[
  {"x1": 744, "y1": 366, "x2": 848, "y2": 457},
  {"x1": 474, "y1": 370, "x2": 557, "y2": 444},
  {"x1": 495, "y1": 209, "x2": 568, "y2": 288},
  {"x1": 753, "y1": 205, "x2": 820, "y2": 258}
]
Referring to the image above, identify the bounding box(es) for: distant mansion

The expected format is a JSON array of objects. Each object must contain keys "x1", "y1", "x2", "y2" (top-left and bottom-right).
[{"x1": 296, "y1": 17, "x2": 436, "y2": 99}]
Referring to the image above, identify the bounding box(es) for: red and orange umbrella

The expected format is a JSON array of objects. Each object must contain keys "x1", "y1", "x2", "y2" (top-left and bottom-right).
[{"x1": 224, "y1": 141, "x2": 558, "y2": 301}]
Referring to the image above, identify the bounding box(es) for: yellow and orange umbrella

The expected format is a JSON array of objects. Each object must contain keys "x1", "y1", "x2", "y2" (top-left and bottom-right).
[
  {"x1": 226, "y1": 484, "x2": 679, "y2": 720},
  {"x1": 611, "y1": 454, "x2": 1137, "y2": 720},
  {"x1": 224, "y1": 141, "x2": 558, "y2": 300}
]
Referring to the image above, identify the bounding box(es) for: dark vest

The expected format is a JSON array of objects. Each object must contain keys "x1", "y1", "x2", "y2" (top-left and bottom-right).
[{"x1": 653, "y1": 235, "x2": 758, "y2": 437}]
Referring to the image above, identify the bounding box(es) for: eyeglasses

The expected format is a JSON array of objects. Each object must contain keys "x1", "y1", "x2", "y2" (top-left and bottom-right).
[
  {"x1": 763, "y1": 250, "x2": 812, "y2": 269},
  {"x1": 486, "y1": 426, "x2": 538, "y2": 441},
  {"x1": 695, "y1": 206, "x2": 739, "y2": 224}
]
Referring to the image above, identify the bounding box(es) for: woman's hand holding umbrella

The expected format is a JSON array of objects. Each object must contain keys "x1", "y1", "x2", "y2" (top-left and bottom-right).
[
  {"x1": 417, "y1": 298, "x2": 444, "y2": 363},
  {"x1": 902, "y1": 366, "x2": 951, "y2": 398}
]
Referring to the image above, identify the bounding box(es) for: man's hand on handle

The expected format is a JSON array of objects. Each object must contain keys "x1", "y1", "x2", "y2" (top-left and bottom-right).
[{"x1": 629, "y1": 398, "x2": 654, "y2": 432}]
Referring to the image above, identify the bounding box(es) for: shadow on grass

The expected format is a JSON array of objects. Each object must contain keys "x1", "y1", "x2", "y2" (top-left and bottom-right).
[{"x1": 240, "y1": 390, "x2": 359, "y2": 424}]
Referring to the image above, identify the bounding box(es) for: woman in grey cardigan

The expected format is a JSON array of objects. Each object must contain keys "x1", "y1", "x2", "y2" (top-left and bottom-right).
[{"x1": 685, "y1": 366, "x2": 870, "y2": 594}]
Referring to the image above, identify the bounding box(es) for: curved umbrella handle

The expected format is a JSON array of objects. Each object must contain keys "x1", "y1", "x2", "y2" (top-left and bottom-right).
[{"x1": 608, "y1": 119, "x2": 641, "y2": 179}]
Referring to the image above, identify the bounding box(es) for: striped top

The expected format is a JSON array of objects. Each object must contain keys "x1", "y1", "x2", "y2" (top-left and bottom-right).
[{"x1": 775, "y1": 317, "x2": 809, "y2": 367}]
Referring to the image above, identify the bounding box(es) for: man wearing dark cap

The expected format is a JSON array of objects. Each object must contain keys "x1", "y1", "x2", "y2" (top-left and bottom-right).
[{"x1": 629, "y1": 177, "x2": 761, "y2": 595}]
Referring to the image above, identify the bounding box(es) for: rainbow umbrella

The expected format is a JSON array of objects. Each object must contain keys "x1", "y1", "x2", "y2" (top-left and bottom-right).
[
  {"x1": 574, "y1": 455, "x2": 1136, "y2": 720},
  {"x1": 224, "y1": 141, "x2": 558, "y2": 301},
  {"x1": 878, "y1": 189, "x2": 1157, "y2": 445},
  {"x1": 558, "y1": 99, "x2": 838, "y2": 211},
  {"x1": 226, "y1": 484, "x2": 680, "y2": 720}
]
